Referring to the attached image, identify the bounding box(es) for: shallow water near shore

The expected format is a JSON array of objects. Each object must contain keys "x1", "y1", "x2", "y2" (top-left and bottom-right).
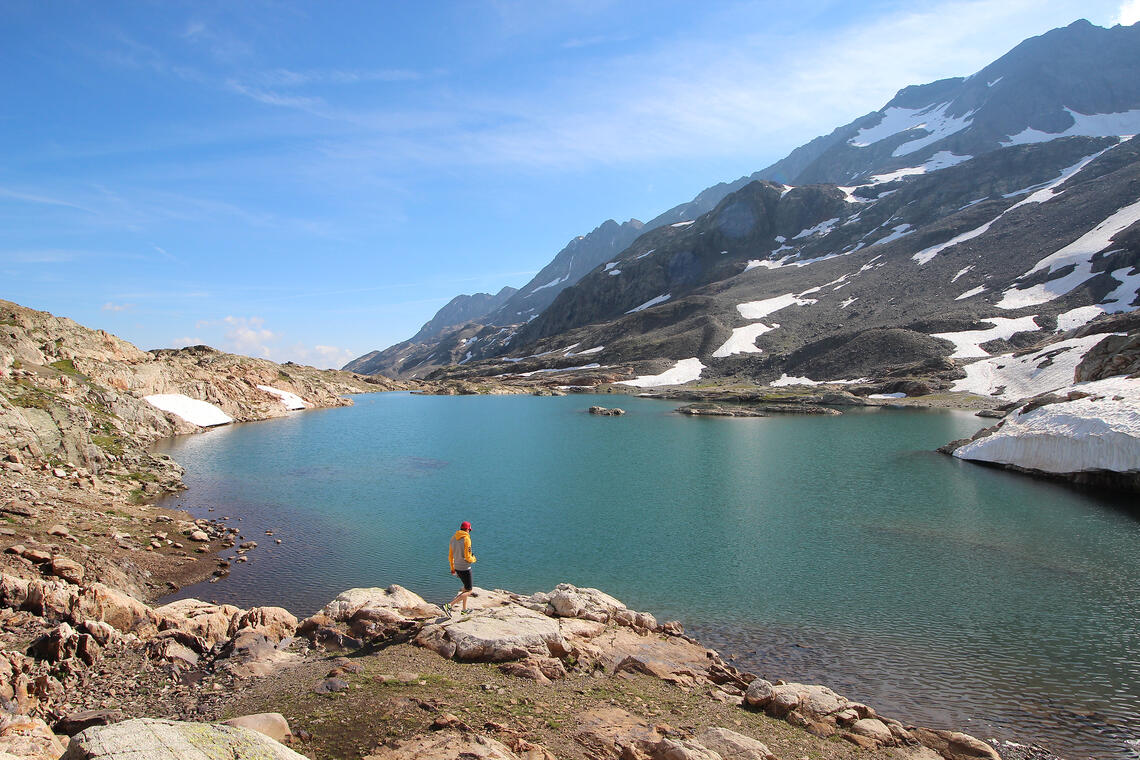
[{"x1": 154, "y1": 392, "x2": 1140, "y2": 759}]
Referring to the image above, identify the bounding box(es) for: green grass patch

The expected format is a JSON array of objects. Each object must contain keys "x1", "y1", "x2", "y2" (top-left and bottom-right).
[
  {"x1": 91, "y1": 434, "x2": 125, "y2": 457},
  {"x1": 48, "y1": 359, "x2": 88, "y2": 379},
  {"x1": 128, "y1": 488, "x2": 147, "y2": 505}
]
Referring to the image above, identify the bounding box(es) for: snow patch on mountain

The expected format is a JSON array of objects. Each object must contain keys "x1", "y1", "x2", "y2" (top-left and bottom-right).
[
  {"x1": 951, "y1": 265, "x2": 974, "y2": 283},
  {"x1": 256, "y1": 385, "x2": 309, "y2": 410},
  {"x1": 793, "y1": 218, "x2": 840, "y2": 240},
  {"x1": 626, "y1": 293, "x2": 672, "y2": 314},
  {"x1": 737, "y1": 293, "x2": 818, "y2": 320},
  {"x1": 955, "y1": 286, "x2": 988, "y2": 301},
  {"x1": 950, "y1": 333, "x2": 1113, "y2": 399},
  {"x1": 849, "y1": 102, "x2": 975, "y2": 156},
  {"x1": 932, "y1": 315, "x2": 1040, "y2": 358},
  {"x1": 617, "y1": 358, "x2": 705, "y2": 388},
  {"x1": 1003, "y1": 107, "x2": 1140, "y2": 146},
  {"x1": 996, "y1": 197, "x2": 1140, "y2": 309},
  {"x1": 144, "y1": 394, "x2": 234, "y2": 427},
  {"x1": 871, "y1": 224, "x2": 913, "y2": 247},
  {"x1": 1055, "y1": 305, "x2": 1107, "y2": 331},
  {"x1": 712, "y1": 322, "x2": 777, "y2": 358},
  {"x1": 953, "y1": 376, "x2": 1140, "y2": 474}
]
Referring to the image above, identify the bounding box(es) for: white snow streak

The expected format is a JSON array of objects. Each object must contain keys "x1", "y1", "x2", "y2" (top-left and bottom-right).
[
  {"x1": 626, "y1": 293, "x2": 672, "y2": 314},
  {"x1": 954, "y1": 285, "x2": 988, "y2": 301}
]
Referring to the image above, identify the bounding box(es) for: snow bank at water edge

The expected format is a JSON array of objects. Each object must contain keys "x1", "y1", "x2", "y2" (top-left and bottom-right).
[
  {"x1": 256, "y1": 385, "x2": 309, "y2": 410},
  {"x1": 617, "y1": 358, "x2": 705, "y2": 388},
  {"x1": 954, "y1": 377, "x2": 1140, "y2": 475},
  {"x1": 144, "y1": 394, "x2": 234, "y2": 427}
]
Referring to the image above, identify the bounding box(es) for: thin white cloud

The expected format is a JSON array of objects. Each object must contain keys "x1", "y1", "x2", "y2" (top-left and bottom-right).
[
  {"x1": 101, "y1": 302, "x2": 133, "y2": 312},
  {"x1": 1117, "y1": 0, "x2": 1140, "y2": 24},
  {"x1": 222, "y1": 315, "x2": 276, "y2": 358},
  {"x1": 0, "y1": 187, "x2": 97, "y2": 213}
]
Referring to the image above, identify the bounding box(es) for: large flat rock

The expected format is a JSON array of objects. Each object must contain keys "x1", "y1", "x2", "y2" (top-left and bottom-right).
[{"x1": 63, "y1": 718, "x2": 307, "y2": 760}]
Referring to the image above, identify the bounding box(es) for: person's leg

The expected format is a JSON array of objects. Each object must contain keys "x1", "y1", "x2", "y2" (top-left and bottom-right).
[{"x1": 455, "y1": 570, "x2": 473, "y2": 610}]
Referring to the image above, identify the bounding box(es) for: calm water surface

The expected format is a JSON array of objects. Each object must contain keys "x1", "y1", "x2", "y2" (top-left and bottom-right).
[{"x1": 154, "y1": 393, "x2": 1140, "y2": 759}]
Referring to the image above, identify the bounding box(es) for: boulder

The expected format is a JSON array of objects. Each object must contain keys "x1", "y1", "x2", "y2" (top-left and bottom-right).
[
  {"x1": 365, "y1": 732, "x2": 521, "y2": 760},
  {"x1": 416, "y1": 606, "x2": 568, "y2": 662},
  {"x1": 154, "y1": 599, "x2": 242, "y2": 646},
  {"x1": 74, "y1": 583, "x2": 162, "y2": 637},
  {"x1": 54, "y1": 710, "x2": 123, "y2": 737},
  {"x1": 696, "y1": 728, "x2": 776, "y2": 760},
  {"x1": 318, "y1": 585, "x2": 443, "y2": 622},
  {"x1": 62, "y1": 719, "x2": 308, "y2": 760},
  {"x1": 850, "y1": 718, "x2": 893, "y2": 745},
  {"x1": 235, "y1": 607, "x2": 297, "y2": 642},
  {"x1": 221, "y1": 714, "x2": 291, "y2": 744},
  {"x1": 0, "y1": 715, "x2": 67, "y2": 760},
  {"x1": 911, "y1": 728, "x2": 1002, "y2": 760},
  {"x1": 49, "y1": 557, "x2": 85, "y2": 585}
]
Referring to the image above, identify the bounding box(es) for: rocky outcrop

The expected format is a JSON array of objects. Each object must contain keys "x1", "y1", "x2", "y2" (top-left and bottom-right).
[
  {"x1": 63, "y1": 719, "x2": 307, "y2": 760},
  {"x1": 298, "y1": 585, "x2": 442, "y2": 651},
  {"x1": 0, "y1": 299, "x2": 408, "y2": 498},
  {"x1": 588, "y1": 406, "x2": 625, "y2": 415},
  {"x1": 366, "y1": 731, "x2": 555, "y2": 760}
]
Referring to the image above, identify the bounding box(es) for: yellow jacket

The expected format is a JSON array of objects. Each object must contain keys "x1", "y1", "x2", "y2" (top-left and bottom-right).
[{"x1": 449, "y1": 530, "x2": 476, "y2": 571}]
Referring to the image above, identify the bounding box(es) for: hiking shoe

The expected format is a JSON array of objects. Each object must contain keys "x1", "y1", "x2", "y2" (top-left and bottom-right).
[
  {"x1": 442, "y1": 603, "x2": 452, "y2": 615},
  {"x1": 461, "y1": 608, "x2": 472, "y2": 615}
]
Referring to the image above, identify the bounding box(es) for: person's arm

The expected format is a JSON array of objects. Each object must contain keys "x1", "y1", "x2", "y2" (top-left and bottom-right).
[
  {"x1": 449, "y1": 541, "x2": 456, "y2": 573},
  {"x1": 464, "y1": 534, "x2": 477, "y2": 564}
]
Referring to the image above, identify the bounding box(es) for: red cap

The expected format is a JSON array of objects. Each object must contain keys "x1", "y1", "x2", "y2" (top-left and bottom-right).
[{"x1": 460, "y1": 521, "x2": 472, "y2": 531}]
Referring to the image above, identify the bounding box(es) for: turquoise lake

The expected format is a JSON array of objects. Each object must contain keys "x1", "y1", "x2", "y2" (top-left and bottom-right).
[{"x1": 154, "y1": 392, "x2": 1140, "y2": 759}]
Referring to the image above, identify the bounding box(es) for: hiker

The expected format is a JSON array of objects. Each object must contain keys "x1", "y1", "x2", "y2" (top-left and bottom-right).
[{"x1": 444, "y1": 520, "x2": 477, "y2": 614}]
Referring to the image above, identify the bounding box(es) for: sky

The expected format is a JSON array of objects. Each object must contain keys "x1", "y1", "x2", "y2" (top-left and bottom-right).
[{"x1": 3, "y1": 1, "x2": 1138, "y2": 368}]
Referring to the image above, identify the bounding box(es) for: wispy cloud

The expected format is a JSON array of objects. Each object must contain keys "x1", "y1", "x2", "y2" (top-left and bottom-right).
[
  {"x1": 0, "y1": 187, "x2": 97, "y2": 213},
  {"x1": 562, "y1": 33, "x2": 631, "y2": 49},
  {"x1": 101, "y1": 302, "x2": 133, "y2": 312}
]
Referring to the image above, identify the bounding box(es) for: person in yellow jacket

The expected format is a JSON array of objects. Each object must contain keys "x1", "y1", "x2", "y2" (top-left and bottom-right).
[{"x1": 444, "y1": 520, "x2": 477, "y2": 615}]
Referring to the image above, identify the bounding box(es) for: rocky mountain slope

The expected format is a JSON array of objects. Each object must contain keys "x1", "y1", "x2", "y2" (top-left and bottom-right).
[
  {"x1": 0, "y1": 299, "x2": 408, "y2": 495},
  {"x1": 348, "y1": 20, "x2": 1140, "y2": 381}
]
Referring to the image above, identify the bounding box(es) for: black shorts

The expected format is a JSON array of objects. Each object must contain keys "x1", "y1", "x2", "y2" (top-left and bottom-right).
[{"x1": 456, "y1": 569, "x2": 472, "y2": 591}]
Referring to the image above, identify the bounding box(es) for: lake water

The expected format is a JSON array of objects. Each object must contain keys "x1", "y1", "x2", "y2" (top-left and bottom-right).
[{"x1": 154, "y1": 392, "x2": 1140, "y2": 759}]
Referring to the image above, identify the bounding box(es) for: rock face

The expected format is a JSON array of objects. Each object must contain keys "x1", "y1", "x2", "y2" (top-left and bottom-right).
[
  {"x1": 0, "y1": 298, "x2": 407, "y2": 493},
  {"x1": 63, "y1": 719, "x2": 308, "y2": 760},
  {"x1": 416, "y1": 606, "x2": 569, "y2": 662}
]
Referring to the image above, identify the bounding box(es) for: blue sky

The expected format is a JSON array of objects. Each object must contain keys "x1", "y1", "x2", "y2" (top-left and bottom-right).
[{"x1": 2, "y1": 1, "x2": 1136, "y2": 368}]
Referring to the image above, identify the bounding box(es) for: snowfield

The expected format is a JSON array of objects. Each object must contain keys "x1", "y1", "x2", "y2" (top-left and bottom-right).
[
  {"x1": 954, "y1": 376, "x2": 1140, "y2": 475},
  {"x1": 1002, "y1": 106, "x2": 1140, "y2": 146},
  {"x1": 144, "y1": 394, "x2": 234, "y2": 427},
  {"x1": 256, "y1": 385, "x2": 309, "y2": 410},
  {"x1": 997, "y1": 197, "x2": 1140, "y2": 309},
  {"x1": 617, "y1": 358, "x2": 705, "y2": 388},
  {"x1": 848, "y1": 102, "x2": 975, "y2": 156},
  {"x1": 950, "y1": 333, "x2": 1117, "y2": 400},
  {"x1": 931, "y1": 315, "x2": 1040, "y2": 359}
]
